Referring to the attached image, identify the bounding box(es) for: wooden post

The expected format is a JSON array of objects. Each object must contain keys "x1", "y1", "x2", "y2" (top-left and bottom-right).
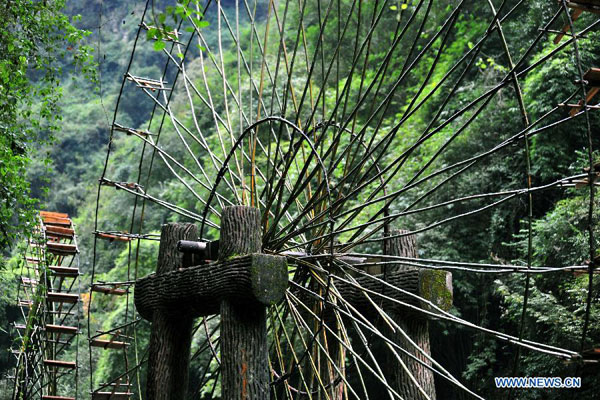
[
  {"x1": 386, "y1": 230, "x2": 437, "y2": 400},
  {"x1": 146, "y1": 223, "x2": 197, "y2": 400},
  {"x1": 219, "y1": 206, "x2": 269, "y2": 400},
  {"x1": 136, "y1": 208, "x2": 287, "y2": 400}
]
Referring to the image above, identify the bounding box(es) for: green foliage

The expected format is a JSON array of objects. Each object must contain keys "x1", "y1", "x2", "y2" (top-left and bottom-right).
[
  {"x1": 148, "y1": 0, "x2": 209, "y2": 53},
  {"x1": 0, "y1": 0, "x2": 95, "y2": 251}
]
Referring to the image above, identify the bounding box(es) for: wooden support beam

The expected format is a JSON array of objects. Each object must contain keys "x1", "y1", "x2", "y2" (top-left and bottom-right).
[
  {"x1": 42, "y1": 396, "x2": 75, "y2": 400},
  {"x1": 219, "y1": 206, "x2": 270, "y2": 400},
  {"x1": 145, "y1": 223, "x2": 197, "y2": 400},
  {"x1": 381, "y1": 231, "x2": 449, "y2": 400},
  {"x1": 136, "y1": 209, "x2": 288, "y2": 400}
]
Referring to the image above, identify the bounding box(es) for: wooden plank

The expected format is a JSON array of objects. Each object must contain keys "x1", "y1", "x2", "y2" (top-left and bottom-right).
[
  {"x1": 48, "y1": 265, "x2": 79, "y2": 277},
  {"x1": 43, "y1": 359, "x2": 76, "y2": 369},
  {"x1": 90, "y1": 339, "x2": 130, "y2": 349},
  {"x1": 42, "y1": 216, "x2": 71, "y2": 226},
  {"x1": 96, "y1": 232, "x2": 132, "y2": 242},
  {"x1": 567, "y1": 1, "x2": 600, "y2": 14},
  {"x1": 40, "y1": 211, "x2": 69, "y2": 219},
  {"x1": 47, "y1": 292, "x2": 79, "y2": 304},
  {"x1": 46, "y1": 324, "x2": 78, "y2": 335},
  {"x1": 46, "y1": 242, "x2": 78, "y2": 255},
  {"x1": 91, "y1": 286, "x2": 127, "y2": 295},
  {"x1": 21, "y1": 277, "x2": 38, "y2": 285},
  {"x1": 49, "y1": 266, "x2": 79, "y2": 277},
  {"x1": 42, "y1": 396, "x2": 76, "y2": 400},
  {"x1": 584, "y1": 67, "x2": 600, "y2": 86},
  {"x1": 569, "y1": 87, "x2": 600, "y2": 116},
  {"x1": 91, "y1": 393, "x2": 133, "y2": 400},
  {"x1": 553, "y1": 8, "x2": 583, "y2": 44},
  {"x1": 45, "y1": 225, "x2": 75, "y2": 238}
]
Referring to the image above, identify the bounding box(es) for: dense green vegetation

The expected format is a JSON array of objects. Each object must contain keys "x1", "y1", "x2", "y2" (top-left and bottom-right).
[{"x1": 1, "y1": 0, "x2": 599, "y2": 399}]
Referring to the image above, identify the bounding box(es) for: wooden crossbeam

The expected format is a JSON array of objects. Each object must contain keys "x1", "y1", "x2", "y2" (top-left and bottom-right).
[
  {"x1": 41, "y1": 396, "x2": 75, "y2": 400},
  {"x1": 134, "y1": 253, "x2": 288, "y2": 320},
  {"x1": 126, "y1": 73, "x2": 171, "y2": 91},
  {"x1": 100, "y1": 179, "x2": 142, "y2": 191},
  {"x1": 112, "y1": 122, "x2": 152, "y2": 137},
  {"x1": 313, "y1": 269, "x2": 453, "y2": 317}
]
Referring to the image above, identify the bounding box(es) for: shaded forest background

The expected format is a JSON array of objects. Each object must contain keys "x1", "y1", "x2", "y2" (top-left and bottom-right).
[{"x1": 1, "y1": 0, "x2": 599, "y2": 399}]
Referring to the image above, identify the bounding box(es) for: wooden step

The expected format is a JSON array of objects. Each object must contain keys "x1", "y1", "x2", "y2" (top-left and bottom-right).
[
  {"x1": 42, "y1": 216, "x2": 71, "y2": 227},
  {"x1": 112, "y1": 122, "x2": 151, "y2": 138},
  {"x1": 18, "y1": 300, "x2": 33, "y2": 307},
  {"x1": 573, "y1": 268, "x2": 600, "y2": 276},
  {"x1": 582, "y1": 348, "x2": 600, "y2": 360},
  {"x1": 42, "y1": 396, "x2": 76, "y2": 400},
  {"x1": 45, "y1": 225, "x2": 75, "y2": 239},
  {"x1": 92, "y1": 286, "x2": 127, "y2": 295},
  {"x1": 91, "y1": 392, "x2": 133, "y2": 400},
  {"x1": 43, "y1": 359, "x2": 76, "y2": 369},
  {"x1": 25, "y1": 257, "x2": 41, "y2": 264},
  {"x1": 47, "y1": 292, "x2": 79, "y2": 304},
  {"x1": 584, "y1": 67, "x2": 600, "y2": 86},
  {"x1": 90, "y1": 339, "x2": 129, "y2": 349},
  {"x1": 49, "y1": 266, "x2": 79, "y2": 277},
  {"x1": 46, "y1": 242, "x2": 78, "y2": 255},
  {"x1": 40, "y1": 211, "x2": 69, "y2": 219},
  {"x1": 46, "y1": 324, "x2": 78, "y2": 335},
  {"x1": 46, "y1": 310, "x2": 77, "y2": 316},
  {"x1": 21, "y1": 277, "x2": 38, "y2": 286},
  {"x1": 96, "y1": 232, "x2": 132, "y2": 242}
]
